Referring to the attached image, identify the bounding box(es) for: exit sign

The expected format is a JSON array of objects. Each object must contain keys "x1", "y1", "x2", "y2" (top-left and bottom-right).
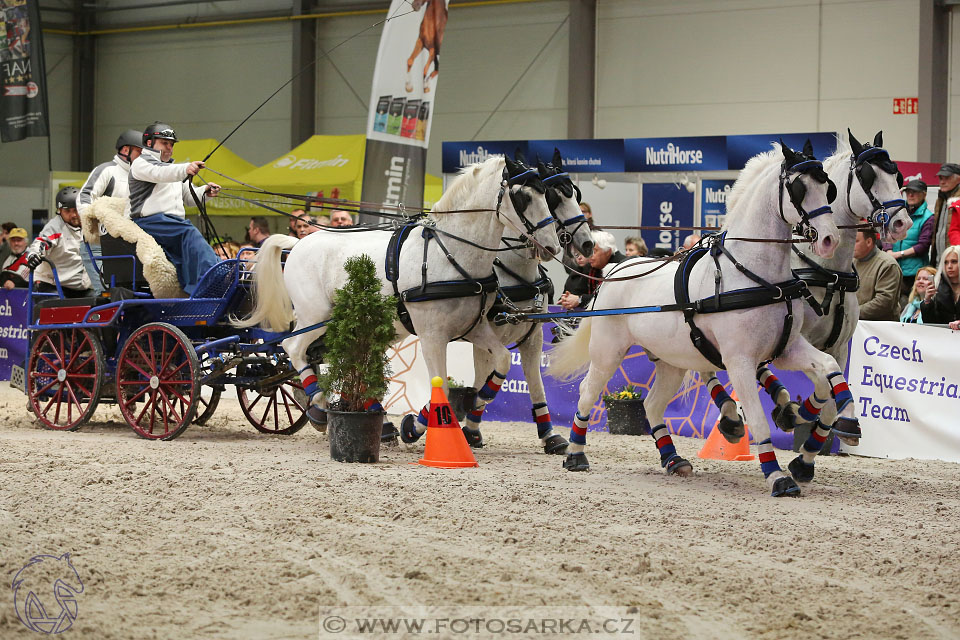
[{"x1": 893, "y1": 98, "x2": 918, "y2": 115}]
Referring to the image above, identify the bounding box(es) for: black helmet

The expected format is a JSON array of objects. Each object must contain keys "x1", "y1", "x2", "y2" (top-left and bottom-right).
[
  {"x1": 56, "y1": 186, "x2": 80, "y2": 211},
  {"x1": 116, "y1": 129, "x2": 143, "y2": 151},
  {"x1": 142, "y1": 122, "x2": 178, "y2": 147}
]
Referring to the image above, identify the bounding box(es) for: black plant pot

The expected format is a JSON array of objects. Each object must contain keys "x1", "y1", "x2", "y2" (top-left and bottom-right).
[
  {"x1": 446, "y1": 387, "x2": 478, "y2": 423},
  {"x1": 327, "y1": 410, "x2": 383, "y2": 463},
  {"x1": 605, "y1": 398, "x2": 650, "y2": 436}
]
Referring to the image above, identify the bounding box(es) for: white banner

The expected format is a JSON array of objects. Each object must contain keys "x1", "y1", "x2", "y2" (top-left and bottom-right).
[{"x1": 844, "y1": 321, "x2": 960, "y2": 462}]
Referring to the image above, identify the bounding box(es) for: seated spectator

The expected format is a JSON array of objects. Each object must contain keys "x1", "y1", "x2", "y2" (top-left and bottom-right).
[
  {"x1": 681, "y1": 234, "x2": 701, "y2": 252},
  {"x1": 288, "y1": 211, "x2": 302, "y2": 237},
  {"x1": 559, "y1": 250, "x2": 590, "y2": 309},
  {"x1": 558, "y1": 230, "x2": 626, "y2": 309},
  {"x1": 900, "y1": 266, "x2": 937, "y2": 324},
  {"x1": 624, "y1": 236, "x2": 648, "y2": 257},
  {"x1": 1, "y1": 227, "x2": 30, "y2": 289},
  {"x1": 886, "y1": 180, "x2": 934, "y2": 302},
  {"x1": 213, "y1": 241, "x2": 240, "y2": 260},
  {"x1": 296, "y1": 215, "x2": 321, "y2": 238},
  {"x1": 329, "y1": 209, "x2": 354, "y2": 227},
  {"x1": 918, "y1": 245, "x2": 960, "y2": 328},
  {"x1": 854, "y1": 227, "x2": 902, "y2": 320}
]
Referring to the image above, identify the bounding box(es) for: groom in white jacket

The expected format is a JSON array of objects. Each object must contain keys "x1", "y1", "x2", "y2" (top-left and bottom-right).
[{"x1": 128, "y1": 122, "x2": 221, "y2": 295}]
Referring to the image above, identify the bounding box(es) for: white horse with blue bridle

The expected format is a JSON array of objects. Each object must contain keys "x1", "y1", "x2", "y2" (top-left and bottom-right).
[{"x1": 550, "y1": 140, "x2": 847, "y2": 497}]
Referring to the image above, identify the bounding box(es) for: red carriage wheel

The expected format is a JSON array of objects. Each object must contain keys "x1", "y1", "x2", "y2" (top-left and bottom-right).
[
  {"x1": 193, "y1": 385, "x2": 222, "y2": 425},
  {"x1": 236, "y1": 364, "x2": 308, "y2": 435},
  {"x1": 27, "y1": 328, "x2": 104, "y2": 431},
  {"x1": 116, "y1": 323, "x2": 199, "y2": 440}
]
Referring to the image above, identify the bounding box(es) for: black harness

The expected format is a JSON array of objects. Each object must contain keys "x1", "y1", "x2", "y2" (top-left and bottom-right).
[
  {"x1": 845, "y1": 146, "x2": 905, "y2": 233},
  {"x1": 791, "y1": 246, "x2": 860, "y2": 350}
]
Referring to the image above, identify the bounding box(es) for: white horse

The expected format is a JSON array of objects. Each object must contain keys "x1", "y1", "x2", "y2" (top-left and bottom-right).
[
  {"x1": 237, "y1": 156, "x2": 561, "y2": 433},
  {"x1": 549, "y1": 140, "x2": 847, "y2": 497},
  {"x1": 461, "y1": 149, "x2": 595, "y2": 453},
  {"x1": 703, "y1": 130, "x2": 912, "y2": 484}
]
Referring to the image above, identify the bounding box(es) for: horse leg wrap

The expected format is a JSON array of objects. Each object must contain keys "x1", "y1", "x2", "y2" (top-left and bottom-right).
[
  {"x1": 464, "y1": 370, "x2": 506, "y2": 432},
  {"x1": 757, "y1": 367, "x2": 790, "y2": 406},
  {"x1": 568, "y1": 412, "x2": 589, "y2": 454},
  {"x1": 650, "y1": 423, "x2": 687, "y2": 472},
  {"x1": 298, "y1": 366, "x2": 321, "y2": 402},
  {"x1": 707, "y1": 376, "x2": 738, "y2": 418},
  {"x1": 797, "y1": 393, "x2": 827, "y2": 424},
  {"x1": 757, "y1": 438, "x2": 782, "y2": 478},
  {"x1": 761, "y1": 441, "x2": 800, "y2": 496},
  {"x1": 531, "y1": 402, "x2": 554, "y2": 439},
  {"x1": 828, "y1": 372, "x2": 853, "y2": 414},
  {"x1": 478, "y1": 370, "x2": 506, "y2": 401},
  {"x1": 801, "y1": 421, "x2": 831, "y2": 463}
]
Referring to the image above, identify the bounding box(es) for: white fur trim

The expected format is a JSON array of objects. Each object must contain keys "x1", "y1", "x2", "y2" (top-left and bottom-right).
[{"x1": 81, "y1": 196, "x2": 186, "y2": 298}]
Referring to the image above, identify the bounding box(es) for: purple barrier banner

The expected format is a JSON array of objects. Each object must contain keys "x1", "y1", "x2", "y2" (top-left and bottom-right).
[
  {"x1": 0, "y1": 288, "x2": 29, "y2": 380},
  {"x1": 482, "y1": 308, "x2": 821, "y2": 450}
]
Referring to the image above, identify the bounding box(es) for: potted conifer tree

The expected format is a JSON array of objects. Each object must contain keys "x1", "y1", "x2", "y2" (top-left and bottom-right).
[{"x1": 316, "y1": 254, "x2": 396, "y2": 462}]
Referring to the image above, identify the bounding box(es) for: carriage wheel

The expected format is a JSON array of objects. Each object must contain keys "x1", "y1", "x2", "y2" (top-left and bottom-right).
[
  {"x1": 27, "y1": 328, "x2": 104, "y2": 431},
  {"x1": 193, "y1": 386, "x2": 222, "y2": 426},
  {"x1": 116, "y1": 323, "x2": 199, "y2": 441},
  {"x1": 237, "y1": 367, "x2": 308, "y2": 435}
]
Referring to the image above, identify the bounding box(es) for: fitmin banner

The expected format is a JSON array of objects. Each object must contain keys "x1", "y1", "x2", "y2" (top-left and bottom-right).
[
  {"x1": 360, "y1": 0, "x2": 449, "y2": 221},
  {"x1": 0, "y1": 0, "x2": 48, "y2": 143},
  {"x1": 844, "y1": 321, "x2": 960, "y2": 463}
]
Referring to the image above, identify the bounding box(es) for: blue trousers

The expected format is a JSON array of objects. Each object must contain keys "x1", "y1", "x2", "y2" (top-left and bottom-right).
[{"x1": 133, "y1": 214, "x2": 218, "y2": 295}]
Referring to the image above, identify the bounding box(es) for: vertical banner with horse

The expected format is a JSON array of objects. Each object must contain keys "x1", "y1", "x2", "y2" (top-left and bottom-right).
[
  {"x1": 360, "y1": 0, "x2": 449, "y2": 220},
  {"x1": 0, "y1": 0, "x2": 48, "y2": 142}
]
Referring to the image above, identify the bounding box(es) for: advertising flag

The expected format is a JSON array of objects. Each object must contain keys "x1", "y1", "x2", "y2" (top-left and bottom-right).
[
  {"x1": 0, "y1": 0, "x2": 48, "y2": 142},
  {"x1": 360, "y1": 0, "x2": 449, "y2": 221}
]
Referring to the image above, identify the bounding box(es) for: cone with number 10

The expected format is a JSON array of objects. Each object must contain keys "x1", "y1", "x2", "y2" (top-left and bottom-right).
[{"x1": 419, "y1": 377, "x2": 479, "y2": 469}]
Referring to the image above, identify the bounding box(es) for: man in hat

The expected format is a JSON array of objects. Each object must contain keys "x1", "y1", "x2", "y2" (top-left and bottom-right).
[
  {"x1": 1, "y1": 227, "x2": 30, "y2": 289},
  {"x1": 885, "y1": 179, "x2": 935, "y2": 300},
  {"x1": 931, "y1": 163, "x2": 960, "y2": 267}
]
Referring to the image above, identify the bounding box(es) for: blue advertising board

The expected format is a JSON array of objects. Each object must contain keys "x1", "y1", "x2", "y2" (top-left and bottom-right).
[
  {"x1": 624, "y1": 136, "x2": 727, "y2": 172},
  {"x1": 0, "y1": 288, "x2": 29, "y2": 380},
  {"x1": 726, "y1": 132, "x2": 837, "y2": 170},
  {"x1": 640, "y1": 183, "x2": 695, "y2": 253},
  {"x1": 527, "y1": 138, "x2": 625, "y2": 173},
  {"x1": 700, "y1": 179, "x2": 736, "y2": 231},
  {"x1": 441, "y1": 140, "x2": 529, "y2": 173}
]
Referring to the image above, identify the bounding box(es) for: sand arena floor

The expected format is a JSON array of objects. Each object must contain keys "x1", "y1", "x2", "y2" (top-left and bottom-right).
[{"x1": 0, "y1": 383, "x2": 958, "y2": 639}]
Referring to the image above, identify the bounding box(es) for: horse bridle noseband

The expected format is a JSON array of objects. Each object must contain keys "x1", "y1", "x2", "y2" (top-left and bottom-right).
[
  {"x1": 778, "y1": 158, "x2": 835, "y2": 242},
  {"x1": 541, "y1": 168, "x2": 587, "y2": 246},
  {"x1": 496, "y1": 165, "x2": 554, "y2": 242},
  {"x1": 846, "y1": 146, "x2": 906, "y2": 231}
]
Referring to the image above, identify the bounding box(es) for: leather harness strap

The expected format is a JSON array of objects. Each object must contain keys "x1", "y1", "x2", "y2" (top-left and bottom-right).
[{"x1": 791, "y1": 245, "x2": 860, "y2": 350}]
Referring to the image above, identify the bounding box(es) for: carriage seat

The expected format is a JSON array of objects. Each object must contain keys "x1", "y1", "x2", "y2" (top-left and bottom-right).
[{"x1": 99, "y1": 233, "x2": 147, "y2": 291}]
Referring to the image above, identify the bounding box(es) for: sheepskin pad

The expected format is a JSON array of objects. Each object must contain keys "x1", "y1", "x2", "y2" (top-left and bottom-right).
[{"x1": 81, "y1": 197, "x2": 186, "y2": 299}]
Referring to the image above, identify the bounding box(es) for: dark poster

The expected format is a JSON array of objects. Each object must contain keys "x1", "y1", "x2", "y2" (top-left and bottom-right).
[{"x1": 0, "y1": 0, "x2": 48, "y2": 142}]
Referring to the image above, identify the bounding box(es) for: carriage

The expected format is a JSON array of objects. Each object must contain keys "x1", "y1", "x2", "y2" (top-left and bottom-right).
[{"x1": 10, "y1": 244, "x2": 312, "y2": 440}]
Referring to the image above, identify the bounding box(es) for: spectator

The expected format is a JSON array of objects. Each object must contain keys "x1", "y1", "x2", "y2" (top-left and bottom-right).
[
  {"x1": 930, "y1": 163, "x2": 960, "y2": 267},
  {"x1": 558, "y1": 230, "x2": 626, "y2": 310},
  {"x1": 296, "y1": 215, "x2": 320, "y2": 238},
  {"x1": 918, "y1": 245, "x2": 960, "y2": 328},
  {"x1": 624, "y1": 236, "x2": 647, "y2": 257},
  {"x1": 288, "y1": 211, "x2": 302, "y2": 237},
  {"x1": 885, "y1": 179, "x2": 934, "y2": 301},
  {"x1": 681, "y1": 234, "x2": 701, "y2": 251},
  {"x1": 579, "y1": 202, "x2": 596, "y2": 230},
  {"x1": 1, "y1": 227, "x2": 30, "y2": 289},
  {"x1": 559, "y1": 250, "x2": 591, "y2": 309},
  {"x1": 947, "y1": 198, "x2": 960, "y2": 247},
  {"x1": 26, "y1": 187, "x2": 93, "y2": 298},
  {"x1": 329, "y1": 210, "x2": 354, "y2": 227},
  {"x1": 900, "y1": 266, "x2": 937, "y2": 324},
  {"x1": 247, "y1": 216, "x2": 271, "y2": 247},
  {"x1": 213, "y1": 241, "x2": 241, "y2": 260},
  {"x1": 854, "y1": 227, "x2": 902, "y2": 321},
  {"x1": 0, "y1": 221, "x2": 15, "y2": 266}
]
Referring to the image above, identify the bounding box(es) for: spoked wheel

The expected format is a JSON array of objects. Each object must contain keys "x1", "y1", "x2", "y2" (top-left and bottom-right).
[
  {"x1": 194, "y1": 385, "x2": 222, "y2": 425},
  {"x1": 27, "y1": 328, "x2": 104, "y2": 431},
  {"x1": 236, "y1": 362, "x2": 308, "y2": 435},
  {"x1": 116, "y1": 323, "x2": 199, "y2": 441}
]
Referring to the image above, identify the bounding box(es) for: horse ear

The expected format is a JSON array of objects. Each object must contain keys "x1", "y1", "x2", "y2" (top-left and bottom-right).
[
  {"x1": 553, "y1": 147, "x2": 563, "y2": 169},
  {"x1": 514, "y1": 148, "x2": 528, "y2": 165},
  {"x1": 873, "y1": 131, "x2": 884, "y2": 148},
  {"x1": 802, "y1": 139, "x2": 814, "y2": 158},
  {"x1": 848, "y1": 128, "x2": 864, "y2": 156},
  {"x1": 780, "y1": 138, "x2": 795, "y2": 162},
  {"x1": 537, "y1": 159, "x2": 550, "y2": 178},
  {"x1": 504, "y1": 155, "x2": 519, "y2": 175}
]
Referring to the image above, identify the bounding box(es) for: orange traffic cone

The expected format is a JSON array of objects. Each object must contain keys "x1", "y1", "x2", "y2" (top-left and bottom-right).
[
  {"x1": 697, "y1": 388, "x2": 755, "y2": 461},
  {"x1": 419, "y1": 377, "x2": 479, "y2": 469}
]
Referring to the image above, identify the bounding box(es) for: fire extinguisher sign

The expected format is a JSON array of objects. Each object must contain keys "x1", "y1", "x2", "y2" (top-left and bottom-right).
[{"x1": 893, "y1": 98, "x2": 918, "y2": 115}]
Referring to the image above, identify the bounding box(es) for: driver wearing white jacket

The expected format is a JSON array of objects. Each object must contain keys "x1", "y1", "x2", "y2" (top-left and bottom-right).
[{"x1": 26, "y1": 186, "x2": 93, "y2": 298}]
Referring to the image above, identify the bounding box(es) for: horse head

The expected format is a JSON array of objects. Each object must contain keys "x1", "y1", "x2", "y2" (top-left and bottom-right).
[
  {"x1": 845, "y1": 129, "x2": 911, "y2": 242},
  {"x1": 12, "y1": 553, "x2": 84, "y2": 634},
  {"x1": 779, "y1": 139, "x2": 839, "y2": 258},
  {"x1": 502, "y1": 155, "x2": 560, "y2": 260},
  {"x1": 537, "y1": 148, "x2": 593, "y2": 258}
]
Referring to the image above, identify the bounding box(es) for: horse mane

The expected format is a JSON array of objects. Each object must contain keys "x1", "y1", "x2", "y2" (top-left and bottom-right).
[
  {"x1": 723, "y1": 144, "x2": 783, "y2": 226},
  {"x1": 823, "y1": 134, "x2": 852, "y2": 175},
  {"x1": 430, "y1": 156, "x2": 503, "y2": 215}
]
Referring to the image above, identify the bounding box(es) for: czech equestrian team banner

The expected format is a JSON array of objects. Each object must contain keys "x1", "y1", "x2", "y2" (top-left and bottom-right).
[
  {"x1": 639, "y1": 183, "x2": 694, "y2": 253},
  {"x1": 700, "y1": 179, "x2": 735, "y2": 230},
  {"x1": 360, "y1": 0, "x2": 449, "y2": 218},
  {"x1": 0, "y1": 288, "x2": 29, "y2": 379},
  {"x1": 844, "y1": 321, "x2": 960, "y2": 463},
  {"x1": 0, "y1": 0, "x2": 48, "y2": 142}
]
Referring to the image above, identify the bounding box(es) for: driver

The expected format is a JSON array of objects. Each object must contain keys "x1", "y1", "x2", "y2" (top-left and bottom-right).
[{"x1": 26, "y1": 187, "x2": 94, "y2": 298}]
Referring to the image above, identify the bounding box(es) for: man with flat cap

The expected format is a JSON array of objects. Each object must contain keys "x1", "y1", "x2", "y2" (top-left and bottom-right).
[
  {"x1": 931, "y1": 163, "x2": 960, "y2": 267},
  {"x1": 886, "y1": 179, "x2": 934, "y2": 299}
]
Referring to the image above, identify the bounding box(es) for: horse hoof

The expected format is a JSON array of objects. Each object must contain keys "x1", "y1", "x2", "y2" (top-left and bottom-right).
[
  {"x1": 462, "y1": 427, "x2": 485, "y2": 448},
  {"x1": 543, "y1": 434, "x2": 569, "y2": 455},
  {"x1": 563, "y1": 452, "x2": 590, "y2": 471},
  {"x1": 717, "y1": 415, "x2": 744, "y2": 444},
  {"x1": 771, "y1": 475, "x2": 802, "y2": 497},
  {"x1": 832, "y1": 417, "x2": 861, "y2": 446},
  {"x1": 787, "y1": 455, "x2": 815, "y2": 483},
  {"x1": 772, "y1": 401, "x2": 801, "y2": 433},
  {"x1": 664, "y1": 454, "x2": 693, "y2": 477},
  {"x1": 307, "y1": 405, "x2": 327, "y2": 425},
  {"x1": 400, "y1": 414, "x2": 424, "y2": 444},
  {"x1": 381, "y1": 421, "x2": 400, "y2": 443}
]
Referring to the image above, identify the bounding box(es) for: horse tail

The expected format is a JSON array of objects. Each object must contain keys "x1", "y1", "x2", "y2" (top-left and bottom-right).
[
  {"x1": 677, "y1": 370, "x2": 702, "y2": 401},
  {"x1": 233, "y1": 235, "x2": 299, "y2": 331},
  {"x1": 547, "y1": 318, "x2": 593, "y2": 381}
]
